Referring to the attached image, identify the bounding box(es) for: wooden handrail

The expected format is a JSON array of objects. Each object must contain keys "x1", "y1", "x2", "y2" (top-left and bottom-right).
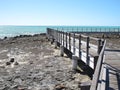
[{"x1": 90, "y1": 40, "x2": 106, "y2": 90}]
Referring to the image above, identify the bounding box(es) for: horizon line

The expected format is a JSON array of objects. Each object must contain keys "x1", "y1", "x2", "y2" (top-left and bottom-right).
[{"x1": 0, "y1": 25, "x2": 120, "y2": 27}]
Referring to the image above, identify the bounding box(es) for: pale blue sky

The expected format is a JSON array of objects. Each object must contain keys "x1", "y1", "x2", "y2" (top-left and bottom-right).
[{"x1": 0, "y1": 0, "x2": 120, "y2": 26}]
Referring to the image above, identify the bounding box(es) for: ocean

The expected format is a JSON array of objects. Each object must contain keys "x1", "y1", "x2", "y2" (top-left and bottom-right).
[{"x1": 0, "y1": 26, "x2": 120, "y2": 39}]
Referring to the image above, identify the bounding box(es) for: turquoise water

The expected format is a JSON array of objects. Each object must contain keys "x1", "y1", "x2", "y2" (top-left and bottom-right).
[
  {"x1": 0, "y1": 26, "x2": 120, "y2": 38},
  {"x1": 0, "y1": 26, "x2": 47, "y2": 38}
]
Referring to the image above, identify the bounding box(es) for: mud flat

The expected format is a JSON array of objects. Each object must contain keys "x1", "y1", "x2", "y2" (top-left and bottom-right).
[{"x1": 0, "y1": 34, "x2": 90, "y2": 90}]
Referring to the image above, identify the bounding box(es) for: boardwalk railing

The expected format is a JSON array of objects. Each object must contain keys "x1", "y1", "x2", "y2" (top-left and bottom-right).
[
  {"x1": 47, "y1": 28, "x2": 106, "y2": 90},
  {"x1": 50, "y1": 27, "x2": 120, "y2": 34},
  {"x1": 90, "y1": 40, "x2": 106, "y2": 90}
]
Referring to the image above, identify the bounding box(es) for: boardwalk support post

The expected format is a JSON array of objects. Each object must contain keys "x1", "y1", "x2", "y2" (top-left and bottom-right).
[
  {"x1": 55, "y1": 40, "x2": 57, "y2": 49},
  {"x1": 80, "y1": 82, "x2": 91, "y2": 90},
  {"x1": 60, "y1": 45, "x2": 64, "y2": 57},
  {"x1": 72, "y1": 55, "x2": 78, "y2": 70},
  {"x1": 50, "y1": 36, "x2": 54, "y2": 44}
]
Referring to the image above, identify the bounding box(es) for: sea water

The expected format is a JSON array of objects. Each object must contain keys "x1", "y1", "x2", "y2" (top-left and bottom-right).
[
  {"x1": 0, "y1": 26, "x2": 120, "y2": 39},
  {"x1": 0, "y1": 26, "x2": 47, "y2": 39}
]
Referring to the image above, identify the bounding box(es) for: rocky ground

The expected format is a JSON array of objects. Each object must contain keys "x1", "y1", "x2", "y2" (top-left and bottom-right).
[{"x1": 0, "y1": 34, "x2": 90, "y2": 90}]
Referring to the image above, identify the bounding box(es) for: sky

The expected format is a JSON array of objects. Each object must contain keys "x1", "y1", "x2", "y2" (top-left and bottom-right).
[{"x1": 0, "y1": 0, "x2": 120, "y2": 26}]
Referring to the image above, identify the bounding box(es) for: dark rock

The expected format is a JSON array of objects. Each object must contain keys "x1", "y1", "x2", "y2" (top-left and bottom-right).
[
  {"x1": 4, "y1": 36, "x2": 7, "y2": 39},
  {"x1": 29, "y1": 61, "x2": 33, "y2": 64},
  {"x1": 14, "y1": 61, "x2": 19, "y2": 65},
  {"x1": 56, "y1": 70, "x2": 62, "y2": 72},
  {"x1": 6, "y1": 62, "x2": 11, "y2": 65},
  {"x1": 40, "y1": 33, "x2": 46, "y2": 35},
  {"x1": 45, "y1": 65, "x2": 53, "y2": 68},
  {"x1": 33, "y1": 34, "x2": 39, "y2": 37},
  {"x1": 6, "y1": 76, "x2": 12, "y2": 81},
  {"x1": 10, "y1": 58, "x2": 14, "y2": 63},
  {"x1": 14, "y1": 36, "x2": 19, "y2": 38}
]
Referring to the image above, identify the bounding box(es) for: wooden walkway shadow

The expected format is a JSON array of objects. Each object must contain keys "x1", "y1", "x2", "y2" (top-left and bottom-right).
[
  {"x1": 104, "y1": 49, "x2": 120, "y2": 90},
  {"x1": 105, "y1": 63, "x2": 120, "y2": 90},
  {"x1": 105, "y1": 49, "x2": 120, "y2": 52}
]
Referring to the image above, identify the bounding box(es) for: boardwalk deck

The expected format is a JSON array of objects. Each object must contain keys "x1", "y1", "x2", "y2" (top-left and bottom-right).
[{"x1": 104, "y1": 49, "x2": 120, "y2": 90}]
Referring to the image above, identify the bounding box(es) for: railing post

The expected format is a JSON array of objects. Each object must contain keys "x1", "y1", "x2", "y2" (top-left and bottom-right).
[
  {"x1": 56, "y1": 30, "x2": 58, "y2": 42},
  {"x1": 97, "y1": 39, "x2": 102, "y2": 54},
  {"x1": 54, "y1": 30, "x2": 57, "y2": 49},
  {"x1": 79, "y1": 34, "x2": 81, "y2": 59},
  {"x1": 66, "y1": 32, "x2": 67, "y2": 48},
  {"x1": 46, "y1": 28, "x2": 49, "y2": 40},
  {"x1": 60, "y1": 31, "x2": 61, "y2": 44},
  {"x1": 50, "y1": 29, "x2": 54, "y2": 44},
  {"x1": 86, "y1": 37, "x2": 90, "y2": 65},
  {"x1": 58, "y1": 31, "x2": 60, "y2": 43},
  {"x1": 101, "y1": 39, "x2": 104, "y2": 46},
  {"x1": 53, "y1": 29, "x2": 55, "y2": 39},
  {"x1": 73, "y1": 33, "x2": 75, "y2": 55},
  {"x1": 63, "y1": 31, "x2": 64, "y2": 47},
  {"x1": 61, "y1": 31, "x2": 62, "y2": 45},
  {"x1": 69, "y1": 33, "x2": 71, "y2": 51}
]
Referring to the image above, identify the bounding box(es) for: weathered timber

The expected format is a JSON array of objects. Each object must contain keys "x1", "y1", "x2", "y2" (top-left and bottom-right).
[
  {"x1": 86, "y1": 36, "x2": 90, "y2": 65},
  {"x1": 79, "y1": 34, "x2": 82, "y2": 59}
]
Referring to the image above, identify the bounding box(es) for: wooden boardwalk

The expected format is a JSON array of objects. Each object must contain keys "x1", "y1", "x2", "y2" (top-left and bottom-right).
[
  {"x1": 104, "y1": 49, "x2": 120, "y2": 90},
  {"x1": 47, "y1": 28, "x2": 120, "y2": 90}
]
